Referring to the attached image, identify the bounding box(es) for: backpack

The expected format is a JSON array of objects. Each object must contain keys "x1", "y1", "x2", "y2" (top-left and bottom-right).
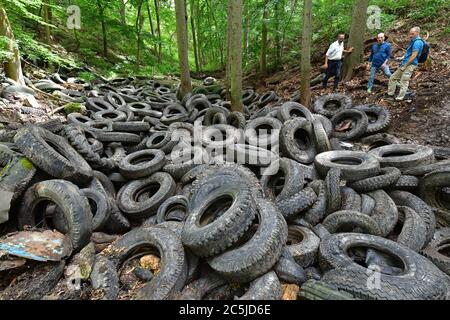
[{"x1": 414, "y1": 39, "x2": 430, "y2": 63}]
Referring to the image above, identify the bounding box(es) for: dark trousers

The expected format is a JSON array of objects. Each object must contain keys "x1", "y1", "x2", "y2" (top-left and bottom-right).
[{"x1": 323, "y1": 60, "x2": 342, "y2": 89}]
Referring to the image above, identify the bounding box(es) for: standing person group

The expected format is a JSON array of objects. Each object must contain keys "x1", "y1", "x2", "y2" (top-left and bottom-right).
[{"x1": 322, "y1": 27, "x2": 427, "y2": 101}]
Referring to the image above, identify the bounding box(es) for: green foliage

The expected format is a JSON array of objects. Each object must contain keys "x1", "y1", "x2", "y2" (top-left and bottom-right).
[
  {"x1": 0, "y1": 36, "x2": 14, "y2": 63},
  {"x1": 2, "y1": 0, "x2": 448, "y2": 78}
]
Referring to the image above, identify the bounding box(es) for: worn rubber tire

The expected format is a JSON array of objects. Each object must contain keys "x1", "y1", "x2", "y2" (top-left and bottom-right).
[
  {"x1": 101, "y1": 226, "x2": 187, "y2": 300},
  {"x1": 182, "y1": 173, "x2": 257, "y2": 257},
  {"x1": 314, "y1": 151, "x2": 380, "y2": 182},
  {"x1": 395, "y1": 206, "x2": 427, "y2": 252},
  {"x1": 369, "y1": 144, "x2": 435, "y2": 171},
  {"x1": 260, "y1": 157, "x2": 306, "y2": 202},
  {"x1": 419, "y1": 169, "x2": 450, "y2": 213},
  {"x1": 322, "y1": 210, "x2": 382, "y2": 236},
  {"x1": 81, "y1": 188, "x2": 110, "y2": 232},
  {"x1": 331, "y1": 109, "x2": 369, "y2": 141},
  {"x1": 325, "y1": 168, "x2": 342, "y2": 215},
  {"x1": 348, "y1": 167, "x2": 401, "y2": 193},
  {"x1": 280, "y1": 118, "x2": 316, "y2": 164},
  {"x1": 286, "y1": 226, "x2": 321, "y2": 268},
  {"x1": 390, "y1": 191, "x2": 436, "y2": 244},
  {"x1": 276, "y1": 187, "x2": 318, "y2": 220},
  {"x1": 238, "y1": 272, "x2": 282, "y2": 300},
  {"x1": 277, "y1": 102, "x2": 314, "y2": 122},
  {"x1": 119, "y1": 149, "x2": 166, "y2": 179},
  {"x1": 117, "y1": 172, "x2": 176, "y2": 220},
  {"x1": 313, "y1": 94, "x2": 352, "y2": 118},
  {"x1": 340, "y1": 187, "x2": 362, "y2": 212},
  {"x1": 367, "y1": 190, "x2": 398, "y2": 237},
  {"x1": 353, "y1": 104, "x2": 391, "y2": 134},
  {"x1": 319, "y1": 233, "x2": 449, "y2": 300},
  {"x1": 17, "y1": 179, "x2": 92, "y2": 251},
  {"x1": 14, "y1": 126, "x2": 93, "y2": 184},
  {"x1": 156, "y1": 195, "x2": 189, "y2": 224},
  {"x1": 207, "y1": 198, "x2": 287, "y2": 283}
]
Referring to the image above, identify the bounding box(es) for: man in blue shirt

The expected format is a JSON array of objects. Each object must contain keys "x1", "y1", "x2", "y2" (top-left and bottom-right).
[
  {"x1": 367, "y1": 33, "x2": 392, "y2": 94},
  {"x1": 388, "y1": 27, "x2": 424, "y2": 101}
]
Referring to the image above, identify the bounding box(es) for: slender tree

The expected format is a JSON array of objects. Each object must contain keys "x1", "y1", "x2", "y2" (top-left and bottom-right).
[
  {"x1": 190, "y1": 0, "x2": 200, "y2": 72},
  {"x1": 174, "y1": 0, "x2": 192, "y2": 97},
  {"x1": 42, "y1": 0, "x2": 51, "y2": 44},
  {"x1": 120, "y1": 0, "x2": 126, "y2": 25},
  {"x1": 96, "y1": 0, "x2": 108, "y2": 57},
  {"x1": 136, "y1": 0, "x2": 145, "y2": 66},
  {"x1": 260, "y1": 0, "x2": 268, "y2": 76},
  {"x1": 300, "y1": 0, "x2": 312, "y2": 107},
  {"x1": 228, "y1": 0, "x2": 243, "y2": 112},
  {"x1": 154, "y1": 0, "x2": 162, "y2": 63},
  {"x1": 342, "y1": 0, "x2": 369, "y2": 81},
  {"x1": 0, "y1": 4, "x2": 25, "y2": 85}
]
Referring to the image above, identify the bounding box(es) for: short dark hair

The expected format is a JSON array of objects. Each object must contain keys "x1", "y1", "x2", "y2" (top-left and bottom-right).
[{"x1": 338, "y1": 32, "x2": 346, "y2": 37}]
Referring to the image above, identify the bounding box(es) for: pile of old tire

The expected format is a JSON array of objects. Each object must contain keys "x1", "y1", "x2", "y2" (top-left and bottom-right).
[{"x1": 0, "y1": 78, "x2": 449, "y2": 301}]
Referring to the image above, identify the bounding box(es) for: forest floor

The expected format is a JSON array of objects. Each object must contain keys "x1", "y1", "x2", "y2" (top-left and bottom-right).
[{"x1": 250, "y1": 19, "x2": 450, "y2": 148}]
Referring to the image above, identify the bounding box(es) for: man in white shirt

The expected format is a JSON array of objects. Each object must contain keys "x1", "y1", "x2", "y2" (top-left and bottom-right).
[{"x1": 323, "y1": 32, "x2": 353, "y2": 90}]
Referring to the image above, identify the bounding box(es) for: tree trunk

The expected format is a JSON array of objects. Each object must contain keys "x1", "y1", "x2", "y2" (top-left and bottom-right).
[
  {"x1": 196, "y1": 2, "x2": 204, "y2": 69},
  {"x1": 120, "y1": 0, "x2": 126, "y2": 25},
  {"x1": 146, "y1": 0, "x2": 157, "y2": 55},
  {"x1": 243, "y1": 0, "x2": 249, "y2": 65},
  {"x1": 97, "y1": 0, "x2": 108, "y2": 57},
  {"x1": 136, "y1": 0, "x2": 145, "y2": 66},
  {"x1": 342, "y1": 0, "x2": 369, "y2": 81},
  {"x1": 228, "y1": 0, "x2": 243, "y2": 112},
  {"x1": 260, "y1": 0, "x2": 268, "y2": 77},
  {"x1": 274, "y1": 1, "x2": 282, "y2": 67},
  {"x1": 174, "y1": 0, "x2": 192, "y2": 97},
  {"x1": 0, "y1": 5, "x2": 25, "y2": 85},
  {"x1": 154, "y1": 0, "x2": 162, "y2": 63},
  {"x1": 225, "y1": 0, "x2": 232, "y2": 98},
  {"x1": 190, "y1": 0, "x2": 200, "y2": 73},
  {"x1": 300, "y1": 0, "x2": 312, "y2": 107},
  {"x1": 42, "y1": 0, "x2": 51, "y2": 44},
  {"x1": 281, "y1": 0, "x2": 298, "y2": 63}
]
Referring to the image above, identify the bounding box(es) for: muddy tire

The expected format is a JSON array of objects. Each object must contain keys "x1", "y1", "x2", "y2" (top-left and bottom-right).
[
  {"x1": 369, "y1": 144, "x2": 435, "y2": 171},
  {"x1": 390, "y1": 191, "x2": 436, "y2": 244},
  {"x1": 353, "y1": 104, "x2": 391, "y2": 134},
  {"x1": 314, "y1": 151, "x2": 380, "y2": 182},
  {"x1": 207, "y1": 198, "x2": 287, "y2": 283},
  {"x1": 367, "y1": 190, "x2": 398, "y2": 237},
  {"x1": 117, "y1": 172, "x2": 176, "y2": 220},
  {"x1": 286, "y1": 226, "x2": 321, "y2": 268},
  {"x1": 331, "y1": 109, "x2": 368, "y2": 141},
  {"x1": 238, "y1": 272, "x2": 282, "y2": 300},
  {"x1": 313, "y1": 94, "x2": 352, "y2": 118},
  {"x1": 14, "y1": 126, "x2": 93, "y2": 184},
  {"x1": 396, "y1": 206, "x2": 427, "y2": 252},
  {"x1": 319, "y1": 233, "x2": 449, "y2": 300},
  {"x1": 280, "y1": 118, "x2": 316, "y2": 164},
  {"x1": 182, "y1": 173, "x2": 257, "y2": 257},
  {"x1": 18, "y1": 180, "x2": 92, "y2": 251},
  {"x1": 419, "y1": 169, "x2": 450, "y2": 213},
  {"x1": 348, "y1": 167, "x2": 401, "y2": 193},
  {"x1": 82, "y1": 188, "x2": 110, "y2": 232},
  {"x1": 119, "y1": 149, "x2": 166, "y2": 179},
  {"x1": 277, "y1": 102, "x2": 314, "y2": 122},
  {"x1": 322, "y1": 210, "x2": 382, "y2": 236},
  {"x1": 102, "y1": 226, "x2": 187, "y2": 300}
]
